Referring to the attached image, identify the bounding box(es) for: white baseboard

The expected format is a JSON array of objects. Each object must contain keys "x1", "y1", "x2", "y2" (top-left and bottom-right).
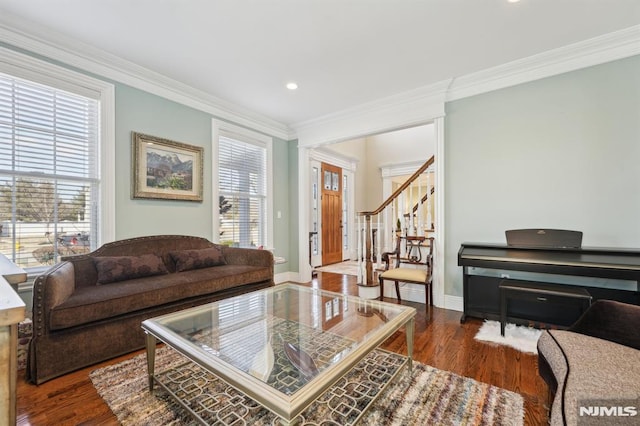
[
  {"x1": 358, "y1": 285, "x2": 380, "y2": 300},
  {"x1": 282, "y1": 274, "x2": 464, "y2": 315},
  {"x1": 380, "y1": 281, "x2": 463, "y2": 313},
  {"x1": 380, "y1": 281, "x2": 426, "y2": 305},
  {"x1": 444, "y1": 295, "x2": 464, "y2": 312},
  {"x1": 275, "y1": 271, "x2": 300, "y2": 284}
]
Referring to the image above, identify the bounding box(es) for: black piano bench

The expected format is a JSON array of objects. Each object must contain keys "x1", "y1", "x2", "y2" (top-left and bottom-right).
[{"x1": 499, "y1": 279, "x2": 592, "y2": 336}]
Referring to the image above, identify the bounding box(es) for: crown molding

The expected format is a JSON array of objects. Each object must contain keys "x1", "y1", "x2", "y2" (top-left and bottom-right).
[
  {"x1": 1, "y1": 11, "x2": 637, "y2": 145},
  {"x1": 448, "y1": 24, "x2": 640, "y2": 101},
  {"x1": 380, "y1": 160, "x2": 432, "y2": 178},
  {"x1": 0, "y1": 14, "x2": 290, "y2": 140},
  {"x1": 309, "y1": 147, "x2": 358, "y2": 171},
  {"x1": 293, "y1": 79, "x2": 451, "y2": 147},
  {"x1": 292, "y1": 25, "x2": 639, "y2": 146}
]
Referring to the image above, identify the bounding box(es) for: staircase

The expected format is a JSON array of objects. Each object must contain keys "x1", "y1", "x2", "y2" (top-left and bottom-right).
[{"x1": 356, "y1": 155, "x2": 435, "y2": 290}]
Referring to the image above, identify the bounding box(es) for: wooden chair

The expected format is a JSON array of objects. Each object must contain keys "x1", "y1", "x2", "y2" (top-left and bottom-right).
[{"x1": 378, "y1": 236, "x2": 434, "y2": 306}]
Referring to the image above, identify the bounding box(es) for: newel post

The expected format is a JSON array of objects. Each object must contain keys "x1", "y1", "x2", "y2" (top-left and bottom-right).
[{"x1": 365, "y1": 214, "x2": 373, "y2": 285}]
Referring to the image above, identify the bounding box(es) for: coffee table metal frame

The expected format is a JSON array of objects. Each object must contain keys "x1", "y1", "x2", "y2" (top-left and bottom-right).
[{"x1": 142, "y1": 283, "x2": 416, "y2": 425}]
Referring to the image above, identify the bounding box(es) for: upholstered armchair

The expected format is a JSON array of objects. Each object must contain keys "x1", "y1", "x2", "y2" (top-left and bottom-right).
[{"x1": 378, "y1": 236, "x2": 434, "y2": 307}]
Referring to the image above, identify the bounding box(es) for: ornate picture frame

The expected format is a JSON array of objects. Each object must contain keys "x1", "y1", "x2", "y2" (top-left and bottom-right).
[{"x1": 132, "y1": 132, "x2": 204, "y2": 202}]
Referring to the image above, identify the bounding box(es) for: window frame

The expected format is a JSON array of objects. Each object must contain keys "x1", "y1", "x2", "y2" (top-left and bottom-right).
[
  {"x1": 212, "y1": 119, "x2": 273, "y2": 249},
  {"x1": 0, "y1": 47, "x2": 115, "y2": 278}
]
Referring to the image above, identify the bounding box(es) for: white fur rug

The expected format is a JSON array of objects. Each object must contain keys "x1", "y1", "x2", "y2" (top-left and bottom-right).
[{"x1": 474, "y1": 320, "x2": 542, "y2": 354}]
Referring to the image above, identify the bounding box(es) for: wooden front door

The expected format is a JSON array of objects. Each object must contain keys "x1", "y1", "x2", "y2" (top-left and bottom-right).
[{"x1": 321, "y1": 162, "x2": 343, "y2": 265}]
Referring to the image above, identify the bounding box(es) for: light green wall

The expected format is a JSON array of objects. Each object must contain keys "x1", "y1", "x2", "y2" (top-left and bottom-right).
[
  {"x1": 444, "y1": 55, "x2": 640, "y2": 297},
  {"x1": 114, "y1": 85, "x2": 294, "y2": 272},
  {"x1": 288, "y1": 140, "x2": 300, "y2": 273},
  {"x1": 7, "y1": 40, "x2": 639, "y2": 292},
  {"x1": 2, "y1": 43, "x2": 296, "y2": 283},
  {"x1": 271, "y1": 136, "x2": 291, "y2": 274},
  {"x1": 115, "y1": 85, "x2": 214, "y2": 239}
]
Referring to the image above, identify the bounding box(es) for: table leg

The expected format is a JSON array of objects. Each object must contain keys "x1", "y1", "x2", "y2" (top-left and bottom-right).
[
  {"x1": 145, "y1": 333, "x2": 157, "y2": 393},
  {"x1": 277, "y1": 417, "x2": 302, "y2": 426},
  {"x1": 405, "y1": 317, "x2": 414, "y2": 372},
  {"x1": 500, "y1": 289, "x2": 507, "y2": 336}
]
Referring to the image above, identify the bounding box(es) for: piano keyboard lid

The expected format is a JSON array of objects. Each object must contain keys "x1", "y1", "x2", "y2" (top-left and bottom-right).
[{"x1": 505, "y1": 229, "x2": 583, "y2": 249}]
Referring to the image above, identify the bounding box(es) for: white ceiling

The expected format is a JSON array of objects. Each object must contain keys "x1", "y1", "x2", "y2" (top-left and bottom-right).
[{"x1": 0, "y1": 0, "x2": 639, "y2": 127}]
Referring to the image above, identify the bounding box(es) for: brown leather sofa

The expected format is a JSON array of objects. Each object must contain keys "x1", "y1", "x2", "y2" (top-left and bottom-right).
[
  {"x1": 27, "y1": 235, "x2": 274, "y2": 384},
  {"x1": 537, "y1": 300, "x2": 640, "y2": 425}
]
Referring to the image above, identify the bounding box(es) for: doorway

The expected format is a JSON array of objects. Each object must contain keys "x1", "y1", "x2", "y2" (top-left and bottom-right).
[
  {"x1": 321, "y1": 162, "x2": 343, "y2": 265},
  {"x1": 300, "y1": 121, "x2": 445, "y2": 307}
]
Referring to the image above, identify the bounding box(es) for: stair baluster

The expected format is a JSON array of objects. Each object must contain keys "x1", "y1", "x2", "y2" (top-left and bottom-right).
[{"x1": 356, "y1": 155, "x2": 435, "y2": 291}]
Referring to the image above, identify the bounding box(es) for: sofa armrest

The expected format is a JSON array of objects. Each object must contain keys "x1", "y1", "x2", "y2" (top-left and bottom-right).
[
  {"x1": 32, "y1": 261, "x2": 76, "y2": 336},
  {"x1": 222, "y1": 246, "x2": 274, "y2": 269},
  {"x1": 568, "y1": 300, "x2": 640, "y2": 350}
]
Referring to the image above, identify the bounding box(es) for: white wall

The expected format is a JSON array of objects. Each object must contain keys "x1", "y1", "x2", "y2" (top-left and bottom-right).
[
  {"x1": 365, "y1": 124, "x2": 435, "y2": 209},
  {"x1": 326, "y1": 124, "x2": 435, "y2": 211},
  {"x1": 444, "y1": 55, "x2": 640, "y2": 297},
  {"x1": 323, "y1": 138, "x2": 368, "y2": 212}
]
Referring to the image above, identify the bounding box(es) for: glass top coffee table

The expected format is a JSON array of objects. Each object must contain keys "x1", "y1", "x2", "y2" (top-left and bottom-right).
[{"x1": 142, "y1": 283, "x2": 416, "y2": 425}]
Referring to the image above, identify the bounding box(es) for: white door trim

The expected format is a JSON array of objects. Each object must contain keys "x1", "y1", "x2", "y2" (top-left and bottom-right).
[
  {"x1": 309, "y1": 149, "x2": 358, "y2": 265},
  {"x1": 433, "y1": 117, "x2": 446, "y2": 309}
]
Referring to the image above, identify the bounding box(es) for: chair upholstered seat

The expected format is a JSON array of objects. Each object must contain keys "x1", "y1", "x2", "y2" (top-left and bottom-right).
[
  {"x1": 380, "y1": 268, "x2": 428, "y2": 283},
  {"x1": 378, "y1": 236, "x2": 433, "y2": 308}
]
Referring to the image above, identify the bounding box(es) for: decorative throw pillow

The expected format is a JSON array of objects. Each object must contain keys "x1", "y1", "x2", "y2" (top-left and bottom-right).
[
  {"x1": 93, "y1": 254, "x2": 169, "y2": 284},
  {"x1": 170, "y1": 246, "x2": 226, "y2": 272}
]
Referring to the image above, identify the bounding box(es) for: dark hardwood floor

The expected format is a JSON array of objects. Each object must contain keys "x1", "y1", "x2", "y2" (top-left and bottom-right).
[{"x1": 17, "y1": 273, "x2": 549, "y2": 425}]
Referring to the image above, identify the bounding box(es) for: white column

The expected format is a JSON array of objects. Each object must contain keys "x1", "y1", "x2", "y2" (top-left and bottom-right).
[
  {"x1": 398, "y1": 192, "x2": 404, "y2": 233},
  {"x1": 426, "y1": 171, "x2": 432, "y2": 230},
  {"x1": 356, "y1": 215, "x2": 362, "y2": 284},
  {"x1": 417, "y1": 173, "x2": 423, "y2": 236},
  {"x1": 0, "y1": 256, "x2": 26, "y2": 426},
  {"x1": 409, "y1": 182, "x2": 413, "y2": 235},
  {"x1": 376, "y1": 214, "x2": 381, "y2": 270}
]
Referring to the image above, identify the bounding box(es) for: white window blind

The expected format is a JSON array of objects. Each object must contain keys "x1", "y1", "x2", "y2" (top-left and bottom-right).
[
  {"x1": 0, "y1": 72, "x2": 99, "y2": 270},
  {"x1": 216, "y1": 294, "x2": 267, "y2": 370},
  {"x1": 218, "y1": 135, "x2": 267, "y2": 248}
]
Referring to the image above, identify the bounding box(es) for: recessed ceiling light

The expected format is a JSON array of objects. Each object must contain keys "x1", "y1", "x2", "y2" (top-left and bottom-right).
[
  {"x1": 508, "y1": 0, "x2": 521, "y2": 3},
  {"x1": 286, "y1": 82, "x2": 298, "y2": 90}
]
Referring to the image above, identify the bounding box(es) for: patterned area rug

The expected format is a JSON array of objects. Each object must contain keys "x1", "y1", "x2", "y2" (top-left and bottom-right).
[{"x1": 90, "y1": 346, "x2": 524, "y2": 425}]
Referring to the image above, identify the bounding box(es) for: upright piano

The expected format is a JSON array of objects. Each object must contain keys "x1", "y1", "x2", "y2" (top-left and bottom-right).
[{"x1": 458, "y1": 229, "x2": 640, "y2": 325}]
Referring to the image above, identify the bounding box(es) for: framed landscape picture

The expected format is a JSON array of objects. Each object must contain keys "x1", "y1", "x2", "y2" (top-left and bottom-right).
[{"x1": 132, "y1": 132, "x2": 204, "y2": 201}]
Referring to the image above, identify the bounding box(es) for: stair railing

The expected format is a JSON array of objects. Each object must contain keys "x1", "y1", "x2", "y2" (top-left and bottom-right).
[{"x1": 356, "y1": 156, "x2": 435, "y2": 287}]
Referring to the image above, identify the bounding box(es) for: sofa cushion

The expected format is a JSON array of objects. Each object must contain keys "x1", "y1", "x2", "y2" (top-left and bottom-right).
[
  {"x1": 538, "y1": 330, "x2": 640, "y2": 425},
  {"x1": 49, "y1": 264, "x2": 272, "y2": 330},
  {"x1": 170, "y1": 246, "x2": 226, "y2": 272},
  {"x1": 93, "y1": 254, "x2": 169, "y2": 284}
]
